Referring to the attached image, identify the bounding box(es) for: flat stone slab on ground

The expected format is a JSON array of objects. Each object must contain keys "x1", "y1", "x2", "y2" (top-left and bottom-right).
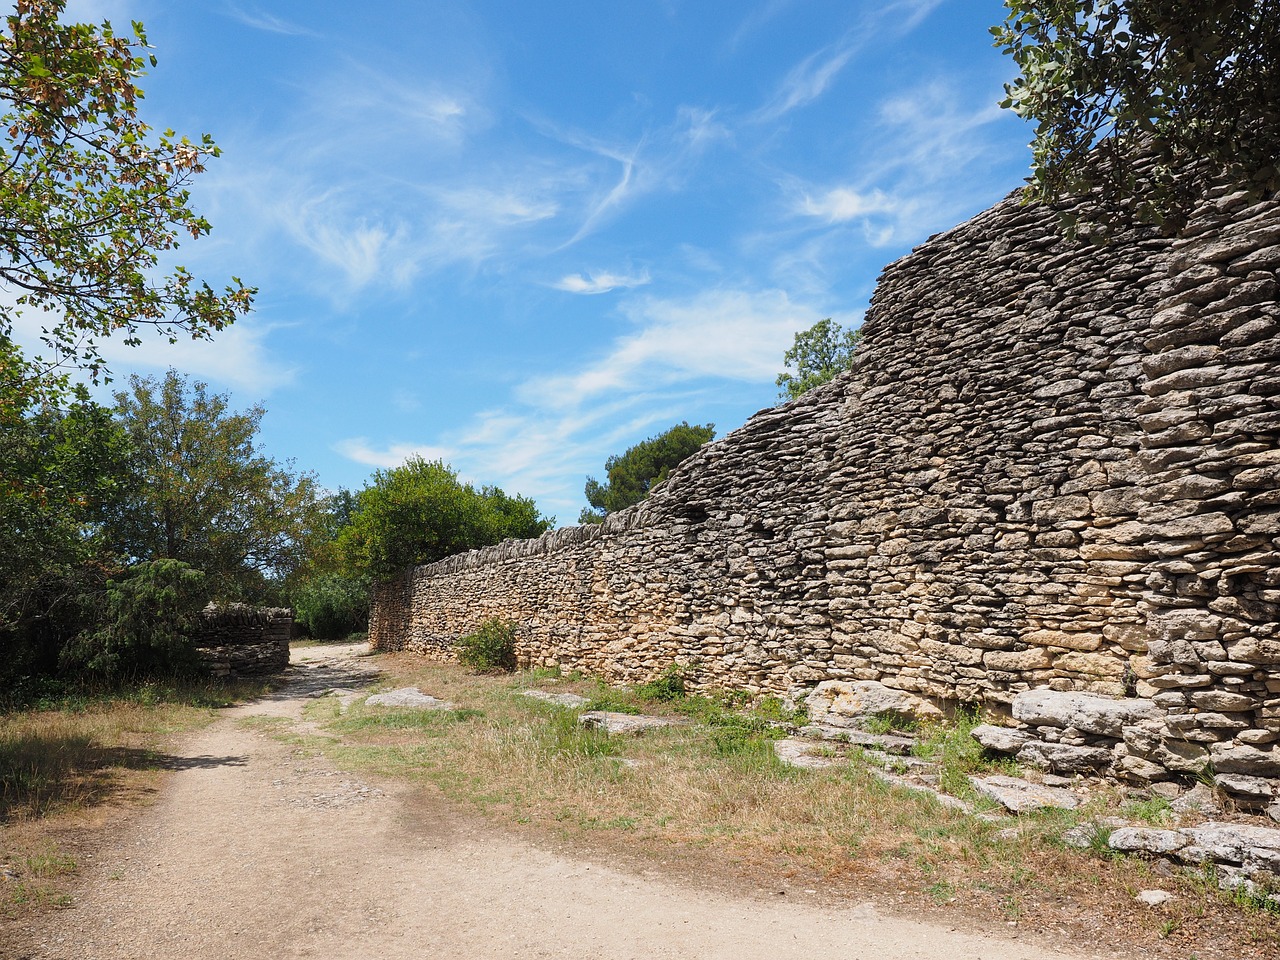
[
  {"x1": 799, "y1": 723, "x2": 916, "y2": 754},
  {"x1": 773, "y1": 738, "x2": 839, "y2": 769},
  {"x1": 579, "y1": 711, "x2": 686, "y2": 735},
  {"x1": 970, "y1": 774, "x2": 1080, "y2": 813},
  {"x1": 519, "y1": 689, "x2": 591, "y2": 709},
  {"x1": 365, "y1": 687, "x2": 456, "y2": 710}
]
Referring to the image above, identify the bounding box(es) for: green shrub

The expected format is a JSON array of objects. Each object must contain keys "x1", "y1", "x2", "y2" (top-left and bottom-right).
[
  {"x1": 59, "y1": 560, "x2": 208, "y2": 679},
  {"x1": 636, "y1": 662, "x2": 693, "y2": 702},
  {"x1": 456, "y1": 618, "x2": 518, "y2": 673},
  {"x1": 292, "y1": 573, "x2": 369, "y2": 640}
]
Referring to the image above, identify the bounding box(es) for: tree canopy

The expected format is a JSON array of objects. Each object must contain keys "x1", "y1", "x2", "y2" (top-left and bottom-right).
[
  {"x1": 775, "y1": 318, "x2": 862, "y2": 401},
  {"x1": 994, "y1": 0, "x2": 1280, "y2": 235},
  {"x1": 103, "y1": 370, "x2": 321, "y2": 601},
  {"x1": 335, "y1": 457, "x2": 552, "y2": 582},
  {"x1": 0, "y1": 0, "x2": 253, "y2": 376},
  {"x1": 0, "y1": 340, "x2": 127, "y2": 638},
  {"x1": 580, "y1": 421, "x2": 715, "y2": 524}
]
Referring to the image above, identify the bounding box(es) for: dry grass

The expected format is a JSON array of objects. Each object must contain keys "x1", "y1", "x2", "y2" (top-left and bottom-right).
[{"x1": 297, "y1": 653, "x2": 1280, "y2": 960}]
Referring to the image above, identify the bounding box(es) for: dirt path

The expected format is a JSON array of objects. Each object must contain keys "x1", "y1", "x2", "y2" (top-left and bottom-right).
[{"x1": 21, "y1": 646, "x2": 1105, "y2": 960}]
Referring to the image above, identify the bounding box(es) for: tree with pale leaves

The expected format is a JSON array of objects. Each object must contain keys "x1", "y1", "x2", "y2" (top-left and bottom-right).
[
  {"x1": 0, "y1": 0, "x2": 253, "y2": 376},
  {"x1": 994, "y1": 0, "x2": 1280, "y2": 236}
]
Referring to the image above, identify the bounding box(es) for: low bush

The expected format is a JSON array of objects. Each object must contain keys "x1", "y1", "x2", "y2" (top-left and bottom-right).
[{"x1": 456, "y1": 618, "x2": 518, "y2": 673}]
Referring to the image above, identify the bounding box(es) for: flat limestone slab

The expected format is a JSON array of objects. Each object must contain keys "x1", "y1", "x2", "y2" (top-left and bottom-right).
[
  {"x1": 520, "y1": 690, "x2": 591, "y2": 709},
  {"x1": 970, "y1": 774, "x2": 1080, "y2": 813},
  {"x1": 773, "y1": 738, "x2": 839, "y2": 769},
  {"x1": 579, "y1": 711, "x2": 686, "y2": 735},
  {"x1": 365, "y1": 687, "x2": 456, "y2": 710}
]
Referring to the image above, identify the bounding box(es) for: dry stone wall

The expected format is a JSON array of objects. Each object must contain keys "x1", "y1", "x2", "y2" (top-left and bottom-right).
[
  {"x1": 194, "y1": 603, "x2": 292, "y2": 678},
  {"x1": 371, "y1": 182, "x2": 1280, "y2": 795}
]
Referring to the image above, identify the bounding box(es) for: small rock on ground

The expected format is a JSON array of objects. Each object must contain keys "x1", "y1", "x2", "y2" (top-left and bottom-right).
[
  {"x1": 365, "y1": 687, "x2": 456, "y2": 710},
  {"x1": 1135, "y1": 890, "x2": 1175, "y2": 907}
]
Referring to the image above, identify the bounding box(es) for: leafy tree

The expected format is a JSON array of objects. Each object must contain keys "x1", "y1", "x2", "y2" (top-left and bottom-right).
[
  {"x1": 993, "y1": 1, "x2": 1280, "y2": 236},
  {"x1": 0, "y1": 339, "x2": 128, "y2": 640},
  {"x1": 775, "y1": 318, "x2": 862, "y2": 401},
  {"x1": 0, "y1": 1, "x2": 253, "y2": 377},
  {"x1": 335, "y1": 457, "x2": 552, "y2": 581},
  {"x1": 104, "y1": 370, "x2": 321, "y2": 601},
  {"x1": 292, "y1": 572, "x2": 370, "y2": 641},
  {"x1": 579, "y1": 421, "x2": 715, "y2": 524}
]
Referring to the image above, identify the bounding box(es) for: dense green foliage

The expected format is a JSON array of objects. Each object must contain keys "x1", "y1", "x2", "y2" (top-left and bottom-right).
[
  {"x1": 456, "y1": 618, "x2": 518, "y2": 673},
  {"x1": 292, "y1": 572, "x2": 370, "y2": 641},
  {"x1": 334, "y1": 457, "x2": 552, "y2": 581},
  {"x1": 775, "y1": 318, "x2": 862, "y2": 401},
  {"x1": 59, "y1": 560, "x2": 207, "y2": 679},
  {"x1": 104, "y1": 371, "x2": 321, "y2": 601},
  {"x1": 0, "y1": 345, "x2": 129, "y2": 640},
  {"x1": 994, "y1": 1, "x2": 1280, "y2": 235},
  {"x1": 579, "y1": 421, "x2": 715, "y2": 524},
  {"x1": 0, "y1": 0, "x2": 253, "y2": 377}
]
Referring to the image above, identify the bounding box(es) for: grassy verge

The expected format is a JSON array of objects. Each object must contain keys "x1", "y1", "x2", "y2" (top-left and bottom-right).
[
  {"x1": 296, "y1": 654, "x2": 1280, "y2": 960},
  {"x1": 0, "y1": 676, "x2": 273, "y2": 926}
]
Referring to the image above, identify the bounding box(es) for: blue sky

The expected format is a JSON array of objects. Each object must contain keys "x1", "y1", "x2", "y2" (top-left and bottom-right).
[{"x1": 26, "y1": 0, "x2": 1034, "y2": 524}]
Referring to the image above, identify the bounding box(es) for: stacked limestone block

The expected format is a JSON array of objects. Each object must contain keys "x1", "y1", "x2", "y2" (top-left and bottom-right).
[
  {"x1": 194, "y1": 603, "x2": 292, "y2": 678},
  {"x1": 369, "y1": 182, "x2": 1280, "y2": 803},
  {"x1": 1125, "y1": 188, "x2": 1280, "y2": 803}
]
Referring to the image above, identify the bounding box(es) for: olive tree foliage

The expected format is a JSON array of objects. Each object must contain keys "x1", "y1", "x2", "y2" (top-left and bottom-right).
[
  {"x1": 775, "y1": 318, "x2": 862, "y2": 401},
  {"x1": 0, "y1": 0, "x2": 253, "y2": 377},
  {"x1": 105, "y1": 370, "x2": 322, "y2": 601},
  {"x1": 579, "y1": 421, "x2": 716, "y2": 524},
  {"x1": 993, "y1": 0, "x2": 1280, "y2": 236},
  {"x1": 335, "y1": 457, "x2": 552, "y2": 582}
]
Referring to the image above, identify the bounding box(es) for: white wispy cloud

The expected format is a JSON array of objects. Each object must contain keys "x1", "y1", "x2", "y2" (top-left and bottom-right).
[
  {"x1": 798, "y1": 187, "x2": 897, "y2": 223},
  {"x1": 518, "y1": 287, "x2": 818, "y2": 409},
  {"x1": 753, "y1": 42, "x2": 858, "y2": 122},
  {"x1": 333, "y1": 287, "x2": 829, "y2": 520},
  {"x1": 777, "y1": 75, "x2": 1017, "y2": 261},
  {"x1": 551, "y1": 270, "x2": 651, "y2": 295},
  {"x1": 332, "y1": 438, "x2": 456, "y2": 470},
  {"x1": 750, "y1": 0, "x2": 946, "y2": 122},
  {"x1": 4, "y1": 290, "x2": 295, "y2": 397},
  {"x1": 225, "y1": 5, "x2": 318, "y2": 37}
]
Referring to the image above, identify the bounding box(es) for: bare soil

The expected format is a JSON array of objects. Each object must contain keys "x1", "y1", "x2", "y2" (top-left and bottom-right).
[{"x1": 5, "y1": 644, "x2": 1113, "y2": 960}]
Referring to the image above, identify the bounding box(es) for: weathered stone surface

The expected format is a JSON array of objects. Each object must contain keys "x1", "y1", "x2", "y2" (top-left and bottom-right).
[
  {"x1": 800, "y1": 724, "x2": 916, "y2": 754},
  {"x1": 1210, "y1": 742, "x2": 1280, "y2": 777},
  {"x1": 195, "y1": 603, "x2": 292, "y2": 679},
  {"x1": 1215, "y1": 773, "x2": 1276, "y2": 802},
  {"x1": 365, "y1": 688, "x2": 455, "y2": 710},
  {"x1": 1182, "y1": 823, "x2": 1280, "y2": 872},
  {"x1": 971, "y1": 724, "x2": 1033, "y2": 753},
  {"x1": 970, "y1": 774, "x2": 1080, "y2": 813},
  {"x1": 1169, "y1": 783, "x2": 1224, "y2": 817},
  {"x1": 367, "y1": 183, "x2": 1280, "y2": 807},
  {"x1": 1012, "y1": 690, "x2": 1159, "y2": 738},
  {"x1": 1109, "y1": 827, "x2": 1189, "y2": 856},
  {"x1": 1016, "y1": 740, "x2": 1115, "y2": 775},
  {"x1": 579, "y1": 712, "x2": 686, "y2": 735},
  {"x1": 806, "y1": 680, "x2": 943, "y2": 726},
  {"x1": 1135, "y1": 890, "x2": 1176, "y2": 907},
  {"x1": 773, "y1": 738, "x2": 838, "y2": 770},
  {"x1": 519, "y1": 690, "x2": 591, "y2": 709}
]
